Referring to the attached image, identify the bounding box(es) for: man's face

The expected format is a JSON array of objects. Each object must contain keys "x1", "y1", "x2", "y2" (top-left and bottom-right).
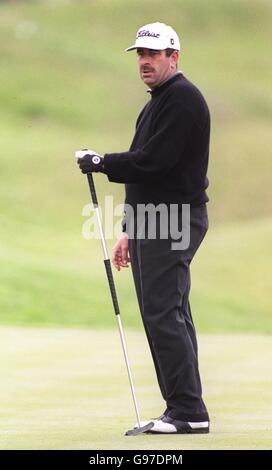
[{"x1": 137, "y1": 48, "x2": 178, "y2": 88}]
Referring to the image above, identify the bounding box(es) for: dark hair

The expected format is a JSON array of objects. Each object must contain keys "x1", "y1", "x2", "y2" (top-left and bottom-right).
[
  {"x1": 165, "y1": 48, "x2": 178, "y2": 69},
  {"x1": 165, "y1": 48, "x2": 176, "y2": 57}
]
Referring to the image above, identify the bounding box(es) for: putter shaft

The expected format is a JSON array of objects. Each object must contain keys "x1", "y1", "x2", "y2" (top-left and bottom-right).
[{"x1": 87, "y1": 173, "x2": 141, "y2": 428}]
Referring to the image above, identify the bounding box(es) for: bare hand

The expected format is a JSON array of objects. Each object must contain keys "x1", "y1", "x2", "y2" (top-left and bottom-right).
[{"x1": 112, "y1": 233, "x2": 131, "y2": 271}]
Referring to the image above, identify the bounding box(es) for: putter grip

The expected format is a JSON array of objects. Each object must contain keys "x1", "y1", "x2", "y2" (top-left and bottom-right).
[
  {"x1": 87, "y1": 173, "x2": 98, "y2": 206},
  {"x1": 104, "y1": 259, "x2": 121, "y2": 316}
]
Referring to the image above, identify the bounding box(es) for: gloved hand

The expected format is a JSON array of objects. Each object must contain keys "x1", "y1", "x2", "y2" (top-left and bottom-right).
[{"x1": 75, "y1": 149, "x2": 105, "y2": 173}]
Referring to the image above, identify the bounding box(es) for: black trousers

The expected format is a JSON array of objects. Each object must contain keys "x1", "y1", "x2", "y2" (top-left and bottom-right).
[{"x1": 127, "y1": 204, "x2": 209, "y2": 422}]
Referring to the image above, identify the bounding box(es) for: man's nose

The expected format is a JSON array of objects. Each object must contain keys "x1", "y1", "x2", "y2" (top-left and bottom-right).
[{"x1": 139, "y1": 56, "x2": 150, "y2": 66}]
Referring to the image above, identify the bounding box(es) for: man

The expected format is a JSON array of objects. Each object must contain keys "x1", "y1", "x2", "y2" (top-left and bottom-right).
[{"x1": 77, "y1": 22, "x2": 210, "y2": 434}]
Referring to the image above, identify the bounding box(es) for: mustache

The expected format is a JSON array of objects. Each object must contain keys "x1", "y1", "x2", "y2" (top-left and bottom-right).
[{"x1": 141, "y1": 66, "x2": 155, "y2": 73}]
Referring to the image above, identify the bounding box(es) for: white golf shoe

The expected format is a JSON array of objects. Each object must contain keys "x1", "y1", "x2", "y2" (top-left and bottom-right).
[{"x1": 135, "y1": 416, "x2": 209, "y2": 434}]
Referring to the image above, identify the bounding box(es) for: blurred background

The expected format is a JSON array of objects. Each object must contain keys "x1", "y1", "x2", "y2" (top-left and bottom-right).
[{"x1": 0, "y1": 0, "x2": 271, "y2": 333}]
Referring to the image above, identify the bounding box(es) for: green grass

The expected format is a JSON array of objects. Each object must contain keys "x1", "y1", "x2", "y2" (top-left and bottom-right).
[
  {"x1": 0, "y1": 326, "x2": 271, "y2": 450},
  {"x1": 0, "y1": 215, "x2": 271, "y2": 333},
  {"x1": 0, "y1": 1, "x2": 271, "y2": 453},
  {"x1": 0, "y1": 0, "x2": 271, "y2": 333},
  {"x1": 192, "y1": 217, "x2": 272, "y2": 333},
  {"x1": 0, "y1": 0, "x2": 271, "y2": 222}
]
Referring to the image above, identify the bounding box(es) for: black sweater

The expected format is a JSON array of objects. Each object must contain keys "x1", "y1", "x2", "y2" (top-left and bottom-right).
[{"x1": 104, "y1": 72, "x2": 210, "y2": 209}]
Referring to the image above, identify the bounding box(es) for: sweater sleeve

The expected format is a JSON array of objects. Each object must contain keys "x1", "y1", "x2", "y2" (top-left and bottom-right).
[{"x1": 103, "y1": 100, "x2": 194, "y2": 184}]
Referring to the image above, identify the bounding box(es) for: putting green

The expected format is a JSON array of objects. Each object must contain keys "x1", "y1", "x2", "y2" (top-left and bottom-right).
[{"x1": 0, "y1": 326, "x2": 271, "y2": 450}]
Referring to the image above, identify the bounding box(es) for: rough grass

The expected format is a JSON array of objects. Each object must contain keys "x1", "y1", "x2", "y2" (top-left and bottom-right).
[
  {"x1": 0, "y1": 0, "x2": 271, "y2": 333},
  {"x1": 0, "y1": 213, "x2": 271, "y2": 333},
  {"x1": 0, "y1": 0, "x2": 271, "y2": 222}
]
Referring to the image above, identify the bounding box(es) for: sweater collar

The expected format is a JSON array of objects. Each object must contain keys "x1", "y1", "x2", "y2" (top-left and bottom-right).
[{"x1": 147, "y1": 71, "x2": 183, "y2": 97}]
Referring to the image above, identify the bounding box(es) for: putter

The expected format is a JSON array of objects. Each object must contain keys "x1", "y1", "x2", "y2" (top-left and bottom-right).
[{"x1": 75, "y1": 151, "x2": 154, "y2": 436}]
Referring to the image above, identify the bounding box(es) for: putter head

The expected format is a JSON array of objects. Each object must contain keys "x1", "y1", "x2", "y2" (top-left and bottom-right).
[{"x1": 125, "y1": 421, "x2": 154, "y2": 436}]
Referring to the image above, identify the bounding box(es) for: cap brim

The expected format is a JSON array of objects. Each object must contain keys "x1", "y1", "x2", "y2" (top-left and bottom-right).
[
  {"x1": 125, "y1": 45, "x2": 138, "y2": 52},
  {"x1": 125, "y1": 44, "x2": 167, "y2": 52}
]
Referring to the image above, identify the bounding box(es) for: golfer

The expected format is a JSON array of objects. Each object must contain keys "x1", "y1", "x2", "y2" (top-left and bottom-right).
[{"x1": 77, "y1": 22, "x2": 210, "y2": 434}]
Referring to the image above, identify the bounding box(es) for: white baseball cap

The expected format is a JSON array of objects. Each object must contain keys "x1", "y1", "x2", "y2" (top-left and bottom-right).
[{"x1": 125, "y1": 22, "x2": 180, "y2": 52}]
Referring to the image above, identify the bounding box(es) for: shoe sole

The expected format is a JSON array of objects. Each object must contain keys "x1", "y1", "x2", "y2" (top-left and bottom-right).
[{"x1": 146, "y1": 427, "x2": 209, "y2": 435}]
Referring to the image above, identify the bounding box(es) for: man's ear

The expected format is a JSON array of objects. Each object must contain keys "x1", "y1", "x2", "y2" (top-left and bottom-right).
[{"x1": 171, "y1": 50, "x2": 179, "y2": 68}]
